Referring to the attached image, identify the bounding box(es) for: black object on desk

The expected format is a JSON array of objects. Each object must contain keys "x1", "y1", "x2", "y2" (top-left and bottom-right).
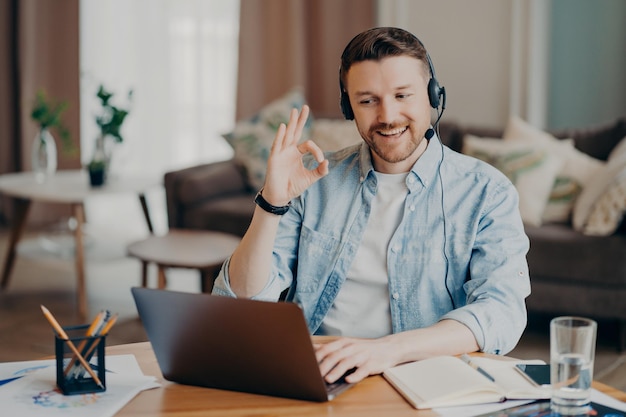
[{"x1": 55, "y1": 324, "x2": 106, "y2": 395}]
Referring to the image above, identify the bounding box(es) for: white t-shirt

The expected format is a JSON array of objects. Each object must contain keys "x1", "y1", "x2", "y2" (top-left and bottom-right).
[{"x1": 319, "y1": 171, "x2": 408, "y2": 338}]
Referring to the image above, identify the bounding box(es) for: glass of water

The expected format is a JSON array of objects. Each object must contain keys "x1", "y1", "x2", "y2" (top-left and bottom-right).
[{"x1": 550, "y1": 316, "x2": 597, "y2": 416}]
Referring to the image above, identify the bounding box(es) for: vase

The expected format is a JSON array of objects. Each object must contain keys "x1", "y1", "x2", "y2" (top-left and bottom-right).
[
  {"x1": 87, "y1": 135, "x2": 110, "y2": 187},
  {"x1": 88, "y1": 164, "x2": 106, "y2": 187},
  {"x1": 31, "y1": 128, "x2": 58, "y2": 183}
]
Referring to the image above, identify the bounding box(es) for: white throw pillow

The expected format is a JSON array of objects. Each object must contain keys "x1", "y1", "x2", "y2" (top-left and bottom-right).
[
  {"x1": 310, "y1": 119, "x2": 362, "y2": 152},
  {"x1": 463, "y1": 135, "x2": 564, "y2": 227},
  {"x1": 223, "y1": 88, "x2": 312, "y2": 191},
  {"x1": 608, "y1": 135, "x2": 626, "y2": 162},
  {"x1": 503, "y1": 115, "x2": 605, "y2": 223},
  {"x1": 573, "y1": 145, "x2": 626, "y2": 236}
]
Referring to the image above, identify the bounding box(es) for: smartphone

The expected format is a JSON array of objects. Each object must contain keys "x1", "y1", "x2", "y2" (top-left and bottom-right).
[{"x1": 515, "y1": 364, "x2": 550, "y2": 387}]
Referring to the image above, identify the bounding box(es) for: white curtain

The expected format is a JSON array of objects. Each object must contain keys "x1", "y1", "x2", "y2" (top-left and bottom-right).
[{"x1": 79, "y1": 0, "x2": 239, "y2": 179}]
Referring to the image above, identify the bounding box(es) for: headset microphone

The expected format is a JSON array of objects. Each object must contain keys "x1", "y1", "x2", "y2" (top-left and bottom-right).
[{"x1": 425, "y1": 128, "x2": 435, "y2": 140}]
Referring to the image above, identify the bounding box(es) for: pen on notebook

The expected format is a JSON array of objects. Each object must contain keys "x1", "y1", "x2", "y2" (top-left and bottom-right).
[
  {"x1": 460, "y1": 354, "x2": 496, "y2": 382},
  {"x1": 40, "y1": 305, "x2": 105, "y2": 389}
]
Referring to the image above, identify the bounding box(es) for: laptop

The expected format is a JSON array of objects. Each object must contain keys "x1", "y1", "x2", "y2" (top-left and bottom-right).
[{"x1": 131, "y1": 287, "x2": 354, "y2": 401}]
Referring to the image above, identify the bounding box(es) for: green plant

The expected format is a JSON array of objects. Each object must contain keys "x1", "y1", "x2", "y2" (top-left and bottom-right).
[
  {"x1": 30, "y1": 89, "x2": 74, "y2": 153},
  {"x1": 95, "y1": 84, "x2": 132, "y2": 143},
  {"x1": 87, "y1": 159, "x2": 106, "y2": 170}
]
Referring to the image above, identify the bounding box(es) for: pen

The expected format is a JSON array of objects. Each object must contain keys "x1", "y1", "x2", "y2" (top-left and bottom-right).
[
  {"x1": 40, "y1": 305, "x2": 105, "y2": 389},
  {"x1": 460, "y1": 354, "x2": 496, "y2": 382}
]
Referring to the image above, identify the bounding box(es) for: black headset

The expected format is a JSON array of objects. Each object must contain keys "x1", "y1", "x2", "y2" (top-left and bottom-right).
[{"x1": 339, "y1": 37, "x2": 445, "y2": 120}]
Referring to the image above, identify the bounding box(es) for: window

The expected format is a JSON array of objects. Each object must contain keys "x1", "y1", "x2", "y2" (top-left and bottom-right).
[{"x1": 80, "y1": 0, "x2": 239, "y2": 178}]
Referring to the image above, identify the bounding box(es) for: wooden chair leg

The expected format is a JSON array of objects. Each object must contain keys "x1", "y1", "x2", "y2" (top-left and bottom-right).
[
  {"x1": 157, "y1": 266, "x2": 167, "y2": 289},
  {"x1": 141, "y1": 261, "x2": 149, "y2": 287},
  {"x1": 1, "y1": 198, "x2": 31, "y2": 290}
]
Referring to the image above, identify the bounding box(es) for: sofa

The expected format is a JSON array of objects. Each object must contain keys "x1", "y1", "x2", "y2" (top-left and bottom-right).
[{"x1": 164, "y1": 114, "x2": 626, "y2": 350}]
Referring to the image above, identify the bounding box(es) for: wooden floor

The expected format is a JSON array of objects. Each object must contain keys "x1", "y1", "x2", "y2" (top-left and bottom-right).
[{"x1": 0, "y1": 190, "x2": 624, "y2": 391}]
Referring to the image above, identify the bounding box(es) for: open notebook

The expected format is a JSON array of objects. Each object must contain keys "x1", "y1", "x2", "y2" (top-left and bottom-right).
[
  {"x1": 383, "y1": 355, "x2": 550, "y2": 409},
  {"x1": 131, "y1": 287, "x2": 354, "y2": 402}
]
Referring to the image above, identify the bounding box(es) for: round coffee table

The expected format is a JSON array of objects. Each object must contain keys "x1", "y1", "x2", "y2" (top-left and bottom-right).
[
  {"x1": 127, "y1": 229, "x2": 241, "y2": 292},
  {"x1": 0, "y1": 170, "x2": 159, "y2": 320}
]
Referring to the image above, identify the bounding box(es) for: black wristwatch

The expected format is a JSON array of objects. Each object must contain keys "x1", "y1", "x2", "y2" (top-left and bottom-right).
[{"x1": 254, "y1": 189, "x2": 291, "y2": 215}]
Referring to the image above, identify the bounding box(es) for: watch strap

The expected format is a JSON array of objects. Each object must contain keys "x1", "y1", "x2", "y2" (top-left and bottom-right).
[{"x1": 254, "y1": 189, "x2": 290, "y2": 215}]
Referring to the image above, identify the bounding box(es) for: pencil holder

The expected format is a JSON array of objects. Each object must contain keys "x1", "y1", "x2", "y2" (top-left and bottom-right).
[{"x1": 55, "y1": 324, "x2": 106, "y2": 395}]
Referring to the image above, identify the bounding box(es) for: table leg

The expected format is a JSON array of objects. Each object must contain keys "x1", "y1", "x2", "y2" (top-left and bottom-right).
[
  {"x1": 72, "y1": 203, "x2": 88, "y2": 321},
  {"x1": 157, "y1": 266, "x2": 167, "y2": 289},
  {"x1": 138, "y1": 193, "x2": 154, "y2": 234},
  {"x1": 1, "y1": 198, "x2": 32, "y2": 290},
  {"x1": 141, "y1": 261, "x2": 148, "y2": 287}
]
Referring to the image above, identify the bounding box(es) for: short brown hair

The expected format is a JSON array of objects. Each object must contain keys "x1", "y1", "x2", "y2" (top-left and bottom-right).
[{"x1": 339, "y1": 27, "x2": 430, "y2": 91}]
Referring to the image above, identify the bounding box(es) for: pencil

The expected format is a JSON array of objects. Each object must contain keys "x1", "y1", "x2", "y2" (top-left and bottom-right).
[
  {"x1": 40, "y1": 305, "x2": 105, "y2": 389},
  {"x1": 63, "y1": 310, "x2": 107, "y2": 376},
  {"x1": 72, "y1": 313, "x2": 118, "y2": 378},
  {"x1": 98, "y1": 313, "x2": 118, "y2": 336}
]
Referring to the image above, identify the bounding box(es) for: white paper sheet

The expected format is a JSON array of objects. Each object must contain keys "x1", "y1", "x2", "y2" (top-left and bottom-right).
[{"x1": 0, "y1": 354, "x2": 159, "y2": 417}]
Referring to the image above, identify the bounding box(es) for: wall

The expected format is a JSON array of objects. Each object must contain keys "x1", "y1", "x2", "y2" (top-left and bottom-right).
[
  {"x1": 378, "y1": 0, "x2": 626, "y2": 131},
  {"x1": 378, "y1": 0, "x2": 514, "y2": 129},
  {"x1": 548, "y1": 0, "x2": 626, "y2": 129}
]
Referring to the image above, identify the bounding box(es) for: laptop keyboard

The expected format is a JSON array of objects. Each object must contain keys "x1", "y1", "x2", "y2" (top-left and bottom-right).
[
  {"x1": 325, "y1": 367, "x2": 356, "y2": 396},
  {"x1": 325, "y1": 379, "x2": 346, "y2": 395}
]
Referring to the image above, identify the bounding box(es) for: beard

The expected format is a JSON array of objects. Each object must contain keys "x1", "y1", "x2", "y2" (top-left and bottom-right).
[{"x1": 361, "y1": 122, "x2": 425, "y2": 164}]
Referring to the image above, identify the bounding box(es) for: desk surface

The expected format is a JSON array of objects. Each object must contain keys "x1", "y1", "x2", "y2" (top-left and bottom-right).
[{"x1": 110, "y1": 342, "x2": 626, "y2": 417}]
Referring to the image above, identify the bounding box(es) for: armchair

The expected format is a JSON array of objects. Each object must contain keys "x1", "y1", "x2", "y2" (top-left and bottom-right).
[{"x1": 164, "y1": 160, "x2": 255, "y2": 237}]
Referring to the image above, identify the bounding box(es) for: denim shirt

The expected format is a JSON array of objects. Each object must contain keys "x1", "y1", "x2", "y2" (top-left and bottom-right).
[{"x1": 213, "y1": 135, "x2": 531, "y2": 355}]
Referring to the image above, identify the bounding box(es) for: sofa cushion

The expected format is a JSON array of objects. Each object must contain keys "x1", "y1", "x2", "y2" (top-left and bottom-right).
[
  {"x1": 562, "y1": 118, "x2": 626, "y2": 161},
  {"x1": 608, "y1": 135, "x2": 626, "y2": 161},
  {"x1": 525, "y1": 223, "x2": 626, "y2": 287},
  {"x1": 462, "y1": 135, "x2": 563, "y2": 227},
  {"x1": 573, "y1": 137, "x2": 626, "y2": 236},
  {"x1": 526, "y1": 281, "x2": 626, "y2": 320},
  {"x1": 184, "y1": 194, "x2": 256, "y2": 237},
  {"x1": 223, "y1": 88, "x2": 312, "y2": 191},
  {"x1": 583, "y1": 170, "x2": 626, "y2": 236},
  {"x1": 310, "y1": 119, "x2": 362, "y2": 151},
  {"x1": 503, "y1": 116, "x2": 605, "y2": 224},
  {"x1": 175, "y1": 161, "x2": 249, "y2": 207}
]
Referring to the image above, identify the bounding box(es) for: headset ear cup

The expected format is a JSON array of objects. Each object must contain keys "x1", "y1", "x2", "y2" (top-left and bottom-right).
[
  {"x1": 428, "y1": 77, "x2": 441, "y2": 109},
  {"x1": 340, "y1": 91, "x2": 354, "y2": 120}
]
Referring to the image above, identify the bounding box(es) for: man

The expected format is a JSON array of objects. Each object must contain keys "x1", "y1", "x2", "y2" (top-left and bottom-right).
[{"x1": 213, "y1": 27, "x2": 531, "y2": 384}]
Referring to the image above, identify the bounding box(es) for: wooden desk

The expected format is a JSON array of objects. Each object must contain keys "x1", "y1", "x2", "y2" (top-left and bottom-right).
[
  {"x1": 108, "y1": 342, "x2": 626, "y2": 417},
  {"x1": 0, "y1": 170, "x2": 159, "y2": 320}
]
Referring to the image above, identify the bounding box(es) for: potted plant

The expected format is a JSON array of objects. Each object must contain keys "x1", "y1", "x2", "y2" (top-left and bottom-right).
[
  {"x1": 30, "y1": 90, "x2": 74, "y2": 182},
  {"x1": 87, "y1": 84, "x2": 132, "y2": 186}
]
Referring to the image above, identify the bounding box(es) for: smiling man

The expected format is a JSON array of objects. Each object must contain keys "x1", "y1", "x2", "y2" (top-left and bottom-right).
[{"x1": 213, "y1": 27, "x2": 531, "y2": 385}]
